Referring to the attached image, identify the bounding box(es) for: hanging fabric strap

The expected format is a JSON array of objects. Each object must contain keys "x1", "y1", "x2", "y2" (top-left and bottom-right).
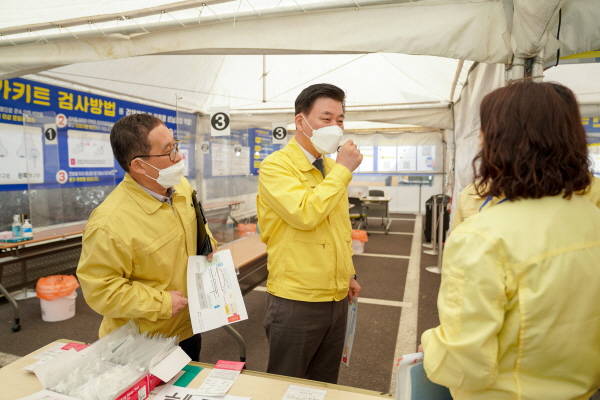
[{"x1": 192, "y1": 190, "x2": 213, "y2": 256}]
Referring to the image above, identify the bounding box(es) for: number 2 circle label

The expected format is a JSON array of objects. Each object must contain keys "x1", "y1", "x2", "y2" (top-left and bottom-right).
[{"x1": 56, "y1": 114, "x2": 68, "y2": 129}]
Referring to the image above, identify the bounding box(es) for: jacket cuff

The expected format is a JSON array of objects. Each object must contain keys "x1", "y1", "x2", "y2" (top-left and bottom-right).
[
  {"x1": 160, "y1": 290, "x2": 173, "y2": 319},
  {"x1": 328, "y1": 163, "x2": 353, "y2": 185}
]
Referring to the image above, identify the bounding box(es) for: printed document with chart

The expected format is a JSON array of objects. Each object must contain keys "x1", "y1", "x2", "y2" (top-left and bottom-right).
[{"x1": 187, "y1": 250, "x2": 248, "y2": 333}]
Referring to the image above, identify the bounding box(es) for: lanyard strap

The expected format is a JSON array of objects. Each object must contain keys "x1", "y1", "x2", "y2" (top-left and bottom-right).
[{"x1": 479, "y1": 196, "x2": 509, "y2": 212}]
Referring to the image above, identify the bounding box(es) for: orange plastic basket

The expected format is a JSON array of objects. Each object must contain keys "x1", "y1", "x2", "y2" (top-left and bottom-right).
[
  {"x1": 351, "y1": 229, "x2": 368, "y2": 242},
  {"x1": 236, "y1": 223, "x2": 257, "y2": 235},
  {"x1": 36, "y1": 275, "x2": 79, "y2": 301}
]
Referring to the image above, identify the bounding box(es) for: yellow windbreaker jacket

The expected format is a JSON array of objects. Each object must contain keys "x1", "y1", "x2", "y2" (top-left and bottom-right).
[
  {"x1": 257, "y1": 138, "x2": 355, "y2": 302},
  {"x1": 77, "y1": 174, "x2": 215, "y2": 340},
  {"x1": 422, "y1": 194, "x2": 600, "y2": 400}
]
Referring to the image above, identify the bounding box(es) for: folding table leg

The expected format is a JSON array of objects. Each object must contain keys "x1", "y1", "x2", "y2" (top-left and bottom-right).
[
  {"x1": 0, "y1": 283, "x2": 20, "y2": 332},
  {"x1": 223, "y1": 325, "x2": 247, "y2": 363}
]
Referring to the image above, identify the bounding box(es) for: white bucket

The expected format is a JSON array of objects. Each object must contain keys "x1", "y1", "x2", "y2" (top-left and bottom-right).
[
  {"x1": 40, "y1": 290, "x2": 77, "y2": 322},
  {"x1": 352, "y1": 239, "x2": 365, "y2": 254}
]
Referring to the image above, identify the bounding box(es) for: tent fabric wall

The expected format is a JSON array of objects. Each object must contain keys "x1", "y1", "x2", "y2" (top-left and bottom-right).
[
  {"x1": 511, "y1": 0, "x2": 562, "y2": 60},
  {"x1": 450, "y1": 62, "x2": 506, "y2": 219}
]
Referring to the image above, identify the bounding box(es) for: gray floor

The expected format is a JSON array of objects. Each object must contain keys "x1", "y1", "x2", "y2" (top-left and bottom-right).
[{"x1": 0, "y1": 213, "x2": 447, "y2": 395}]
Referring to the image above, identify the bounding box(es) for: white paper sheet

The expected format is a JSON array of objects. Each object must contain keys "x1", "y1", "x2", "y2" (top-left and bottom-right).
[
  {"x1": 341, "y1": 297, "x2": 358, "y2": 366},
  {"x1": 281, "y1": 385, "x2": 327, "y2": 400},
  {"x1": 196, "y1": 368, "x2": 240, "y2": 396},
  {"x1": 149, "y1": 346, "x2": 191, "y2": 383},
  {"x1": 187, "y1": 250, "x2": 248, "y2": 333},
  {"x1": 151, "y1": 385, "x2": 250, "y2": 400}
]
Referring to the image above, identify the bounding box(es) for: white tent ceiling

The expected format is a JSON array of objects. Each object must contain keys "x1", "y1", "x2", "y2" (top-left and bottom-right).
[{"x1": 30, "y1": 53, "x2": 463, "y2": 111}]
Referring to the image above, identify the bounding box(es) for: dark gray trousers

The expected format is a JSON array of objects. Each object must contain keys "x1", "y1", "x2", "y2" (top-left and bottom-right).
[{"x1": 263, "y1": 293, "x2": 348, "y2": 384}]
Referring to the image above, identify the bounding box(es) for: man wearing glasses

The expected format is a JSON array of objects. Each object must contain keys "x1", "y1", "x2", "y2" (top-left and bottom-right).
[{"x1": 77, "y1": 113, "x2": 215, "y2": 361}]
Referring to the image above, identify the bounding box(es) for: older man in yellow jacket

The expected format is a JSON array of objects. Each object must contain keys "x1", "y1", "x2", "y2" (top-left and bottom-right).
[
  {"x1": 77, "y1": 114, "x2": 216, "y2": 362},
  {"x1": 257, "y1": 84, "x2": 362, "y2": 383}
]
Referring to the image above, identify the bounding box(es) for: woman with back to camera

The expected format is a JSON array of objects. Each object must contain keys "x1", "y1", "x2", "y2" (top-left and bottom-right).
[{"x1": 421, "y1": 81, "x2": 600, "y2": 400}]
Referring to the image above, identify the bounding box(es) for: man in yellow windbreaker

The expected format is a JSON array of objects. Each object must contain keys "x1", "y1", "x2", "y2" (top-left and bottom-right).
[
  {"x1": 77, "y1": 114, "x2": 216, "y2": 361},
  {"x1": 257, "y1": 84, "x2": 363, "y2": 384}
]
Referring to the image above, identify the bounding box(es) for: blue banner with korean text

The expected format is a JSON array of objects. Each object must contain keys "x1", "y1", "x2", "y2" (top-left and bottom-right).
[{"x1": 0, "y1": 78, "x2": 196, "y2": 191}]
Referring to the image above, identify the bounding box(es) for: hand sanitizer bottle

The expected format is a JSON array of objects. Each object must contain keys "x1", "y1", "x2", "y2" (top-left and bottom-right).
[
  {"x1": 22, "y1": 218, "x2": 33, "y2": 239},
  {"x1": 11, "y1": 214, "x2": 22, "y2": 238}
]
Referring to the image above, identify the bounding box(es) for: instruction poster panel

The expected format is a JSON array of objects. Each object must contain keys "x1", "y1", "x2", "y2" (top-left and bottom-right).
[
  {"x1": 378, "y1": 146, "x2": 398, "y2": 172},
  {"x1": 211, "y1": 142, "x2": 250, "y2": 176},
  {"x1": 67, "y1": 130, "x2": 113, "y2": 168},
  {"x1": 590, "y1": 143, "x2": 600, "y2": 177},
  {"x1": 249, "y1": 128, "x2": 284, "y2": 175},
  {"x1": 0, "y1": 123, "x2": 44, "y2": 184},
  {"x1": 397, "y1": 145, "x2": 417, "y2": 171},
  {"x1": 187, "y1": 250, "x2": 248, "y2": 333},
  {"x1": 416, "y1": 145, "x2": 435, "y2": 171}
]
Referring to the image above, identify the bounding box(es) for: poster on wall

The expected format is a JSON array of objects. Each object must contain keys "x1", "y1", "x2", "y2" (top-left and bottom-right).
[
  {"x1": 583, "y1": 116, "x2": 600, "y2": 178},
  {"x1": 0, "y1": 77, "x2": 197, "y2": 191},
  {"x1": 589, "y1": 143, "x2": 600, "y2": 177},
  {"x1": 67, "y1": 130, "x2": 113, "y2": 168},
  {"x1": 0, "y1": 123, "x2": 44, "y2": 184},
  {"x1": 210, "y1": 142, "x2": 250, "y2": 177},
  {"x1": 416, "y1": 145, "x2": 435, "y2": 171},
  {"x1": 378, "y1": 146, "x2": 398, "y2": 172},
  {"x1": 356, "y1": 146, "x2": 374, "y2": 172},
  {"x1": 397, "y1": 146, "x2": 416, "y2": 171},
  {"x1": 249, "y1": 128, "x2": 284, "y2": 175}
]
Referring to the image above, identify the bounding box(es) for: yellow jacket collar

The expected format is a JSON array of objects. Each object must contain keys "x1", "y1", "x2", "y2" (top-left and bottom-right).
[
  {"x1": 122, "y1": 174, "x2": 176, "y2": 215},
  {"x1": 287, "y1": 138, "x2": 318, "y2": 172}
]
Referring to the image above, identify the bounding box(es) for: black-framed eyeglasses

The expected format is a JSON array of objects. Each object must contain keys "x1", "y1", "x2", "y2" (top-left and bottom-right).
[{"x1": 131, "y1": 142, "x2": 180, "y2": 164}]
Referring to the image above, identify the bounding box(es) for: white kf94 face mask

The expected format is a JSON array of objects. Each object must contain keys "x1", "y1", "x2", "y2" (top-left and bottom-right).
[
  {"x1": 301, "y1": 115, "x2": 344, "y2": 154},
  {"x1": 139, "y1": 159, "x2": 185, "y2": 189}
]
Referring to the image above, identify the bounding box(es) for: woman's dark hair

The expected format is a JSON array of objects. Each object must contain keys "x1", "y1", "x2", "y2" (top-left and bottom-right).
[
  {"x1": 295, "y1": 83, "x2": 345, "y2": 115},
  {"x1": 110, "y1": 114, "x2": 163, "y2": 172},
  {"x1": 473, "y1": 80, "x2": 591, "y2": 200}
]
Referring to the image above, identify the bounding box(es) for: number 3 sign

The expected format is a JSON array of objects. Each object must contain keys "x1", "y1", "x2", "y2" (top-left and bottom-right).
[
  {"x1": 210, "y1": 108, "x2": 231, "y2": 137},
  {"x1": 271, "y1": 125, "x2": 288, "y2": 144}
]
